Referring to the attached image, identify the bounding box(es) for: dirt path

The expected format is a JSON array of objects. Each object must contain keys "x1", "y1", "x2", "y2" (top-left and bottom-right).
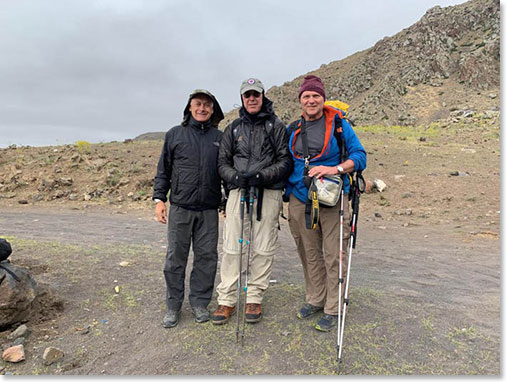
[{"x1": 0, "y1": 206, "x2": 500, "y2": 375}]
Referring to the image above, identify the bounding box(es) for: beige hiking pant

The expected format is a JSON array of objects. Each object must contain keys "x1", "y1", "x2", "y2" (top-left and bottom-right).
[
  {"x1": 288, "y1": 193, "x2": 351, "y2": 315},
  {"x1": 216, "y1": 188, "x2": 282, "y2": 306}
]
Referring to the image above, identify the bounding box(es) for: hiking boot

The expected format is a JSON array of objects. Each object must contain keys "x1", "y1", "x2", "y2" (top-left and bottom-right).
[
  {"x1": 212, "y1": 305, "x2": 236, "y2": 325},
  {"x1": 245, "y1": 303, "x2": 262, "y2": 323},
  {"x1": 315, "y1": 314, "x2": 338, "y2": 332},
  {"x1": 191, "y1": 306, "x2": 210, "y2": 323},
  {"x1": 162, "y1": 310, "x2": 180, "y2": 328},
  {"x1": 297, "y1": 303, "x2": 323, "y2": 319}
]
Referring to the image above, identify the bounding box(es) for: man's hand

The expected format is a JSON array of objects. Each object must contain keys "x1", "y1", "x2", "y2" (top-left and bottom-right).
[
  {"x1": 248, "y1": 172, "x2": 264, "y2": 186},
  {"x1": 308, "y1": 165, "x2": 338, "y2": 179},
  {"x1": 155, "y1": 201, "x2": 167, "y2": 224},
  {"x1": 233, "y1": 172, "x2": 250, "y2": 189}
]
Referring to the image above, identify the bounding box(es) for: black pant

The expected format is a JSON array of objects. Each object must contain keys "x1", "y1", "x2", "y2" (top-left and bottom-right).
[{"x1": 164, "y1": 205, "x2": 218, "y2": 311}]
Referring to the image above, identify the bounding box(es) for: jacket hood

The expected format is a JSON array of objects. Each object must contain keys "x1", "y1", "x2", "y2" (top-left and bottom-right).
[
  {"x1": 182, "y1": 89, "x2": 224, "y2": 127},
  {"x1": 239, "y1": 94, "x2": 275, "y2": 122}
]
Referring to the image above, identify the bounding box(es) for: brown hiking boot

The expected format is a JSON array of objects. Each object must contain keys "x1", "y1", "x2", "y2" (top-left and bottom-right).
[
  {"x1": 245, "y1": 303, "x2": 262, "y2": 323},
  {"x1": 212, "y1": 305, "x2": 236, "y2": 325}
]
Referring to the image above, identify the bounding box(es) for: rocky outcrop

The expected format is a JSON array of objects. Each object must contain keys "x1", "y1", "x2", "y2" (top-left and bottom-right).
[{"x1": 221, "y1": 0, "x2": 500, "y2": 127}]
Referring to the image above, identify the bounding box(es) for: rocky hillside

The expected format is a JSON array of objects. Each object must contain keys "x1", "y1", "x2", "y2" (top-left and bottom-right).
[{"x1": 221, "y1": 0, "x2": 500, "y2": 128}]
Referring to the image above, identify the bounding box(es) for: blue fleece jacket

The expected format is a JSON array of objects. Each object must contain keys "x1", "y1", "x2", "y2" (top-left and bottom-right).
[{"x1": 286, "y1": 105, "x2": 367, "y2": 203}]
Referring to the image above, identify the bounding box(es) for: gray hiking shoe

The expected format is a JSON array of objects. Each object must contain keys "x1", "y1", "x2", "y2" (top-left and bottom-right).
[
  {"x1": 191, "y1": 306, "x2": 210, "y2": 323},
  {"x1": 297, "y1": 303, "x2": 323, "y2": 319},
  {"x1": 162, "y1": 310, "x2": 180, "y2": 328},
  {"x1": 315, "y1": 314, "x2": 338, "y2": 332}
]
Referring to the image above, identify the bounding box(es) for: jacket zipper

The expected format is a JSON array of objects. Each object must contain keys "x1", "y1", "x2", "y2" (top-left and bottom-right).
[
  {"x1": 200, "y1": 124, "x2": 206, "y2": 206},
  {"x1": 246, "y1": 123, "x2": 254, "y2": 173}
]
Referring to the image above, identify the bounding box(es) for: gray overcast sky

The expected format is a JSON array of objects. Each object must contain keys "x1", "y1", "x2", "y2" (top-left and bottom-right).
[{"x1": 0, "y1": 0, "x2": 470, "y2": 148}]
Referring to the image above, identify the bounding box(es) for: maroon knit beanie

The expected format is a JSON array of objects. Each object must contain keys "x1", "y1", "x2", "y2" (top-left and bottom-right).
[{"x1": 298, "y1": 75, "x2": 326, "y2": 100}]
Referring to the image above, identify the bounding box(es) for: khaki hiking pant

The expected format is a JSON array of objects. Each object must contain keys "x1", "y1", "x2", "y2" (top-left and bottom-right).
[
  {"x1": 288, "y1": 193, "x2": 351, "y2": 316},
  {"x1": 216, "y1": 188, "x2": 282, "y2": 306}
]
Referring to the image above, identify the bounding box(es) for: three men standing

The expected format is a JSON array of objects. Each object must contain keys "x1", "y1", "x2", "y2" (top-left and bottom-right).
[{"x1": 153, "y1": 76, "x2": 365, "y2": 333}]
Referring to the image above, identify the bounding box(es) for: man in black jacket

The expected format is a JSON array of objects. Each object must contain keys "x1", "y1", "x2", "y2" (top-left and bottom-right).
[
  {"x1": 153, "y1": 89, "x2": 224, "y2": 328},
  {"x1": 212, "y1": 78, "x2": 292, "y2": 325}
]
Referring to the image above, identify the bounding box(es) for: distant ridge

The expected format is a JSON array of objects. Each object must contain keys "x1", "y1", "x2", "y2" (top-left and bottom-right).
[{"x1": 134, "y1": 132, "x2": 165, "y2": 141}]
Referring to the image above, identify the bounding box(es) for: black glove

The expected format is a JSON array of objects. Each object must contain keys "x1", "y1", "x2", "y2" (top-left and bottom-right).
[
  {"x1": 233, "y1": 172, "x2": 250, "y2": 189},
  {"x1": 248, "y1": 172, "x2": 264, "y2": 186}
]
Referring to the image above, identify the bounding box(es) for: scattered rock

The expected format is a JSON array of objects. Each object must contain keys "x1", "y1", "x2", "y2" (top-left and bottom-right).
[
  {"x1": 373, "y1": 179, "x2": 387, "y2": 192},
  {"x1": 2, "y1": 345, "x2": 25, "y2": 363},
  {"x1": 42, "y1": 346, "x2": 64, "y2": 365},
  {"x1": 450, "y1": 171, "x2": 470, "y2": 177},
  {"x1": 119, "y1": 261, "x2": 130, "y2": 267},
  {"x1": 364, "y1": 179, "x2": 375, "y2": 194},
  {"x1": 18, "y1": 199, "x2": 28, "y2": 204},
  {"x1": 7, "y1": 324, "x2": 29, "y2": 340},
  {"x1": 57, "y1": 177, "x2": 73, "y2": 186},
  {"x1": 11, "y1": 337, "x2": 25, "y2": 347}
]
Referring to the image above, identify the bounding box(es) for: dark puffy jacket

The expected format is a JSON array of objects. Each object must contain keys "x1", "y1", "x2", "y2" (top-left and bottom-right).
[
  {"x1": 218, "y1": 97, "x2": 292, "y2": 190},
  {"x1": 153, "y1": 91, "x2": 224, "y2": 210}
]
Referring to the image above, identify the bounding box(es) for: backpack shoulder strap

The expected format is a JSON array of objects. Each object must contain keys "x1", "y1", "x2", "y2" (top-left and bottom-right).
[
  {"x1": 287, "y1": 119, "x2": 300, "y2": 136},
  {"x1": 231, "y1": 118, "x2": 242, "y2": 141},
  {"x1": 333, "y1": 113, "x2": 348, "y2": 164},
  {"x1": 262, "y1": 115, "x2": 278, "y2": 152}
]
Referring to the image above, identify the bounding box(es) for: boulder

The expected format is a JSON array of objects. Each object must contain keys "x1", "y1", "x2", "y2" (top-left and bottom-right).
[{"x1": 0, "y1": 262, "x2": 37, "y2": 328}]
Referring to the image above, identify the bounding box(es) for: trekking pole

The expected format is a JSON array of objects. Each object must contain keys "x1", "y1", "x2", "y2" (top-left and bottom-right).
[
  {"x1": 235, "y1": 188, "x2": 247, "y2": 344},
  {"x1": 336, "y1": 186, "x2": 345, "y2": 365},
  {"x1": 337, "y1": 172, "x2": 365, "y2": 369},
  {"x1": 240, "y1": 186, "x2": 256, "y2": 346}
]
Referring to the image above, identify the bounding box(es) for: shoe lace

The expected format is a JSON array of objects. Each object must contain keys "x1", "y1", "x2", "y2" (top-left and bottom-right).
[{"x1": 216, "y1": 305, "x2": 228, "y2": 314}]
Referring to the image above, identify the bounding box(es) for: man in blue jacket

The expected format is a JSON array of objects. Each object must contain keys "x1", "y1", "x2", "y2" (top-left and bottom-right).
[
  {"x1": 285, "y1": 75, "x2": 367, "y2": 332},
  {"x1": 153, "y1": 89, "x2": 224, "y2": 328}
]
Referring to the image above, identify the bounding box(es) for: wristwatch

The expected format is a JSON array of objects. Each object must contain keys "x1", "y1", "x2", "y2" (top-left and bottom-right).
[
  {"x1": 336, "y1": 165, "x2": 344, "y2": 174},
  {"x1": 154, "y1": 198, "x2": 163, "y2": 204}
]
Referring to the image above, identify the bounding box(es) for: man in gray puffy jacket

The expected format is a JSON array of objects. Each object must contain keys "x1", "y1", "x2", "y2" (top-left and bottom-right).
[
  {"x1": 212, "y1": 78, "x2": 292, "y2": 325},
  {"x1": 153, "y1": 89, "x2": 224, "y2": 328}
]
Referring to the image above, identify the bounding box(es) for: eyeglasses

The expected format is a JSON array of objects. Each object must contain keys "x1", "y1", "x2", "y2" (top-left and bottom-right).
[{"x1": 242, "y1": 91, "x2": 261, "y2": 99}]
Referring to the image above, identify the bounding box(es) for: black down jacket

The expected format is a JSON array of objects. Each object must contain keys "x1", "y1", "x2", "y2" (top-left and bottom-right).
[
  {"x1": 153, "y1": 91, "x2": 224, "y2": 210},
  {"x1": 218, "y1": 97, "x2": 292, "y2": 190}
]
